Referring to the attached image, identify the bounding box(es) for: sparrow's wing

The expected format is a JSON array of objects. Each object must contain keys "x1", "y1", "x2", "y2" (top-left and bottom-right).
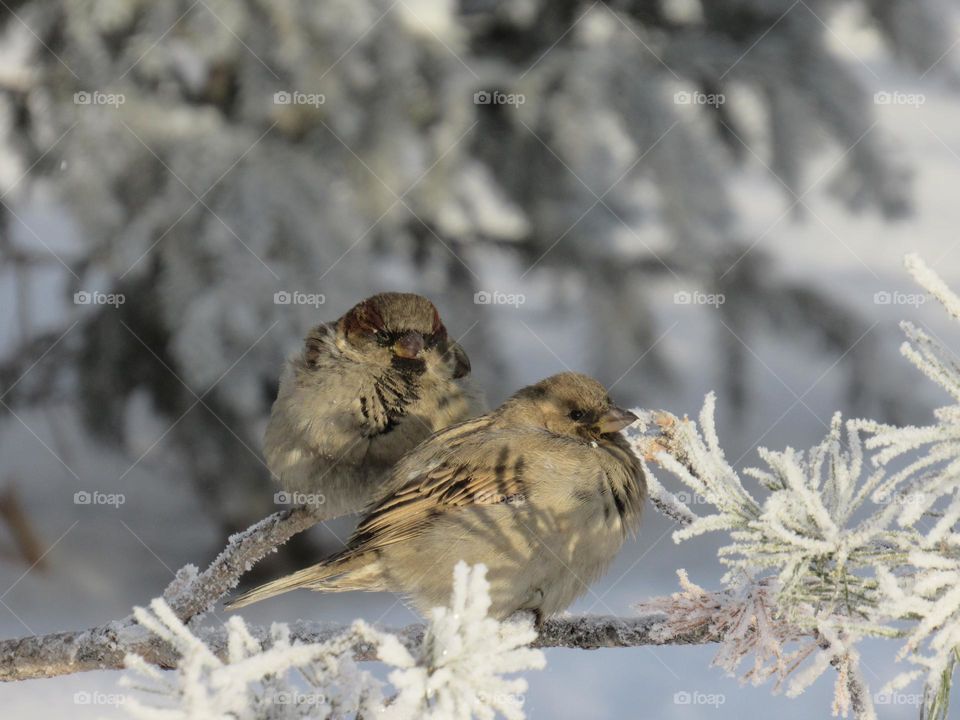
[
  {"x1": 303, "y1": 322, "x2": 336, "y2": 368},
  {"x1": 348, "y1": 419, "x2": 532, "y2": 551},
  {"x1": 443, "y1": 340, "x2": 471, "y2": 379}
]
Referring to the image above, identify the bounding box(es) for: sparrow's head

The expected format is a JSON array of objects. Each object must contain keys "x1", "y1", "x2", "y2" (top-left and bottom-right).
[
  {"x1": 507, "y1": 372, "x2": 638, "y2": 441},
  {"x1": 336, "y1": 293, "x2": 466, "y2": 376}
]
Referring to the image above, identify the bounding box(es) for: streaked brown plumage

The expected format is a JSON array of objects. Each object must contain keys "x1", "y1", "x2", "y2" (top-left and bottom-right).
[
  {"x1": 264, "y1": 292, "x2": 483, "y2": 516},
  {"x1": 230, "y1": 372, "x2": 645, "y2": 620}
]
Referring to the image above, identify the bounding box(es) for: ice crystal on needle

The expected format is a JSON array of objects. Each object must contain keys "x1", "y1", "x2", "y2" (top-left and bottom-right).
[
  {"x1": 379, "y1": 563, "x2": 545, "y2": 720},
  {"x1": 636, "y1": 570, "x2": 811, "y2": 687},
  {"x1": 121, "y1": 598, "x2": 383, "y2": 719},
  {"x1": 121, "y1": 563, "x2": 543, "y2": 720},
  {"x1": 631, "y1": 253, "x2": 960, "y2": 719},
  {"x1": 632, "y1": 401, "x2": 912, "y2": 618},
  {"x1": 863, "y1": 254, "x2": 960, "y2": 720},
  {"x1": 633, "y1": 407, "x2": 895, "y2": 718}
]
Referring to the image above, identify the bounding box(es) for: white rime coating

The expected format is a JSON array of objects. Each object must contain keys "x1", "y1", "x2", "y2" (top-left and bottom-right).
[{"x1": 121, "y1": 563, "x2": 543, "y2": 720}]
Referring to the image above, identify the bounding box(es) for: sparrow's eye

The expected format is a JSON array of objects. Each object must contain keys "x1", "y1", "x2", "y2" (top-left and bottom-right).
[
  {"x1": 569, "y1": 409, "x2": 585, "y2": 422},
  {"x1": 374, "y1": 330, "x2": 391, "y2": 346}
]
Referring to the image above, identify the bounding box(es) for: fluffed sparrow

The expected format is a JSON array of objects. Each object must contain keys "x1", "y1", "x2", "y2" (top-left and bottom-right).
[
  {"x1": 230, "y1": 372, "x2": 644, "y2": 620},
  {"x1": 265, "y1": 292, "x2": 484, "y2": 516}
]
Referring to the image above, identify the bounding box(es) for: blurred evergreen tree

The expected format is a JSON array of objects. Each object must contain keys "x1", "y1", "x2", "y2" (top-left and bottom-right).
[{"x1": 0, "y1": 0, "x2": 951, "y2": 537}]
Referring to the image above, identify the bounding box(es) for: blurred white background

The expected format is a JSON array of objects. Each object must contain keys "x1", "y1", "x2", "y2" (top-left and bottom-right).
[{"x1": 1, "y1": 1, "x2": 960, "y2": 717}]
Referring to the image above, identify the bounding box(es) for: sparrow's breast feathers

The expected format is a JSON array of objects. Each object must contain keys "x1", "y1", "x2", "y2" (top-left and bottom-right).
[
  {"x1": 357, "y1": 370, "x2": 422, "y2": 437},
  {"x1": 305, "y1": 323, "x2": 423, "y2": 438}
]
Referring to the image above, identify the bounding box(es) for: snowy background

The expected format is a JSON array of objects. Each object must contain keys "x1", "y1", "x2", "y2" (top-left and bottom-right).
[{"x1": 1, "y1": 0, "x2": 960, "y2": 717}]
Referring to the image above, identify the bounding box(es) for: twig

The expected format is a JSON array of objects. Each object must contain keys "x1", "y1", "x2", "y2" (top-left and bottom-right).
[
  {"x1": 0, "y1": 503, "x2": 321, "y2": 681},
  {"x1": 166, "y1": 505, "x2": 318, "y2": 622}
]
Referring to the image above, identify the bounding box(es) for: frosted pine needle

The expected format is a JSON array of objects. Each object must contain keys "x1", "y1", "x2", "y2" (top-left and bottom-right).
[{"x1": 121, "y1": 564, "x2": 543, "y2": 720}]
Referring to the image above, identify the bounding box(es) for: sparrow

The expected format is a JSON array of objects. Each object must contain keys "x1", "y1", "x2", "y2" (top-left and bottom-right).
[
  {"x1": 265, "y1": 292, "x2": 484, "y2": 517},
  {"x1": 229, "y1": 372, "x2": 645, "y2": 621}
]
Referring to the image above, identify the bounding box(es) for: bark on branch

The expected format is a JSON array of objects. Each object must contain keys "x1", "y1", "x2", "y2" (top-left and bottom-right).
[
  {"x1": 167, "y1": 505, "x2": 318, "y2": 621},
  {"x1": 0, "y1": 612, "x2": 721, "y2": 682},
  {"x1": 0, "y1": 504, "x2": 318, "y2": 681}
]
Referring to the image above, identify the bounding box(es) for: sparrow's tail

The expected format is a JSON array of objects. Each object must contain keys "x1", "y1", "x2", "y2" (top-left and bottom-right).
[{"x1": 224, "y1": 552, "x2": 378, "y2": 610}]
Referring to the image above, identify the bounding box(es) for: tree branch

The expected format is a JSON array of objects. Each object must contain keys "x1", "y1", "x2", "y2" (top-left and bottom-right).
[
  {"x1": 0, "y1": 476, "x2": 726, "y2": 683},
  {"x1": 0, "y1": 503, "x2": 318, "y2": 681},
  {"x1": 165, "y1": 505, "x2": 319, "y2": 622},
  {"x1": 0, "y1": 612, "x2": 721, "y2": 682}
]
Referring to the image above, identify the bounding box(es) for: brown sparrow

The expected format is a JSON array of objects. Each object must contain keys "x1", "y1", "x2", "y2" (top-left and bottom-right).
[
  {"x1": 265, "y1": 292, "x2": 484, "y2": 516},
  {"x1": 231, "y1": 372, "x2": 644, "y2": 620}
]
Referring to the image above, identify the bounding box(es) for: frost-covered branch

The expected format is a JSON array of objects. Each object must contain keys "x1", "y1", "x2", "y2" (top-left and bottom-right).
[
  {"x1": 630, "y1": 401, "x2": 909, "y2": 720},
  {"x1": 0, "y1": 614, "x2": 421, "y2": 683},
  {"x1": 0, "y1": 500, "x2": 338, "y2": 682},
  {"x1": 0, "y1": 501, "x2": 322, "y2": 681},
  {"x1": 0, "y1": 610, "x2": 722, "y2": 683},
  {"x1": 164, "y1": 505, "x2": 320, "y2": 622},
  {"x1": 625, "y1": 254, "x2": 960, "y2": 720},
  {"x1": 0, "y1": 482, "x2": 715, "y2": 684},
  {"x1": 115, "y1": 564, "x2": 546, "y2": 719}
]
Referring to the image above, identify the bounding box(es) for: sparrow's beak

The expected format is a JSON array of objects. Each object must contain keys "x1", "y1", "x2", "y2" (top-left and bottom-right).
[
  {"x1": 393, "y1": 331, "x2": 425, "y2": 358},
  {"x1": 598, "y1": 406, "x2": 639, "y2": 434}
]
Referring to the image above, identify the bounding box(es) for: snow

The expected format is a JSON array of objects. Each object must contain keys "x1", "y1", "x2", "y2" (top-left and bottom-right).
[
  {"x1": 4, "y1": 5, "x2": 960, "y2": 720},
  {"x1": 120, "y1": 564, "x2": 543, "y2": 720},
  {"x1": 632, "y1": 255, "x2": 960, "y2": 719}
]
